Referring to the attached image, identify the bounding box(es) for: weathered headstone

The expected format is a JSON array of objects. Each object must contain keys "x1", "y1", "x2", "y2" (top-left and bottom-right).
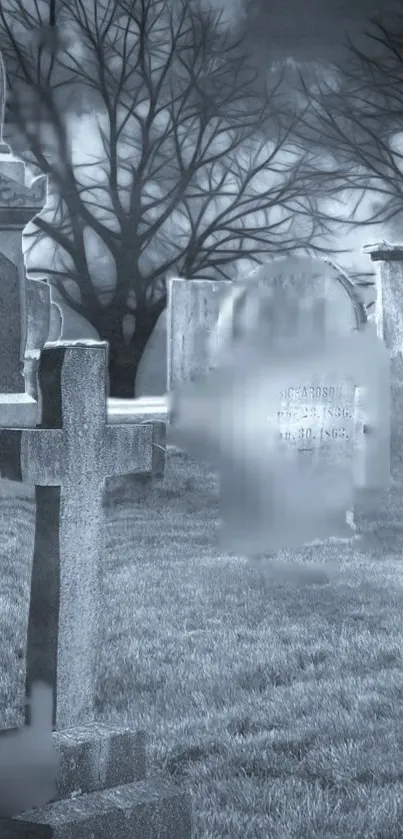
[
  {"x1": 168, "y1": 257, "x2": 385, "y2": 549},
  {"x1": 167, "y1": 260, "x2": 367, "y2": 381},
  {"x1": 220, "y1": 341, "x2": 359, "y2": 553},
  {"x1": 167, "y1": 278, "x2": 233, "y2": 391}
]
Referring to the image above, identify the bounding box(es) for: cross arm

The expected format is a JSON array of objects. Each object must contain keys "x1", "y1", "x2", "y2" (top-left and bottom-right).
[{"x1": 21, "y1": 428, "x2": 65, "y2": 485}]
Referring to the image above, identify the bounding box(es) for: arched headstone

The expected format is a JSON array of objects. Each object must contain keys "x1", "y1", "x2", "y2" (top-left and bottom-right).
[
  {"x1": 212, "y1": 256, "x2": 367, "y2": 361},
  {"x1": 209, "y1": 256, "x2": 388, "y2": 496},
  {"x1": 168, "y1": 257, "x2": 388, "y2": 546}
]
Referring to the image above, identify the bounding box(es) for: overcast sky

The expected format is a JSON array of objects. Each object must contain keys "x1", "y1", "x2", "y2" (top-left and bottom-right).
[{"x1": 220, "y1": 0, "x2": 403, "y2": 63}]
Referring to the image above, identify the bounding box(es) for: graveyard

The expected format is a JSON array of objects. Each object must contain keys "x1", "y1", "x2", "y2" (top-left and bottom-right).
[
  {"x1": 0, "y1": 0, "x2": 403, "y2": 832},
  {"x1": 0, "y1": 140, "x2": 402, "y2": 838},
  {"x1": 2, "y1": 445, "x2": 403, "y2": 837}
]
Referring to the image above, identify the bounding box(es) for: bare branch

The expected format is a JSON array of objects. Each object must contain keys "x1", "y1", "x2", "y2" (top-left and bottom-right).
[{"x1": 0, "y1": 0, "x2": 347, "y2": 394}]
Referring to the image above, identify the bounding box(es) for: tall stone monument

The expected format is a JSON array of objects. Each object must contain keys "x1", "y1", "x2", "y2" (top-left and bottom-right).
[
  {"x1": 364, "y1": 242, "x2": 403, "y2": 485},
  {"x1": 0, "y1": 54, "x2": 52, "y2": 420}
]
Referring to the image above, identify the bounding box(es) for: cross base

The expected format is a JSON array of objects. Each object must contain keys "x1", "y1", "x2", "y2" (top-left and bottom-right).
[{"x1": 0, "y1": 723, "x2": 192, "y2": 838}]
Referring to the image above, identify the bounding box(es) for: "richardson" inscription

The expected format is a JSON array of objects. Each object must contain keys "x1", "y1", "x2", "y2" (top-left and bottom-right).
[{"x1": 280, "y1": 386, "x2": 344, "y2": 401}]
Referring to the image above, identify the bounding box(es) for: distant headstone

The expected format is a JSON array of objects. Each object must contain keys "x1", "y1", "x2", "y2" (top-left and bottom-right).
[
  {"x1": 169, "y1": 328, "x2": 367, "y2": 552},
  {"x1": 215, "y1": 256, "x2": 367, "y2": 349},
  {"x1": 167, "y1": 278, "x2": 232, "y2": 391},
  {"x1": 169, "y1": 257, "x2": 381, "y2": 548},
  {"x1": 210, "y1": 257, "x2": 390, "y2": 499},
  {"x1": 218, "y1": 339, "x2": 359, "y2": 553}
]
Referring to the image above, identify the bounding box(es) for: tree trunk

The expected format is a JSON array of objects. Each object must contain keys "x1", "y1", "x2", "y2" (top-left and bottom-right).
[
  {"x1": 105, "y1": 295, "x2": 167, "y2": 398},
  {"x1": 108, "y1": 341, "x2": 143, "y2": 398}
]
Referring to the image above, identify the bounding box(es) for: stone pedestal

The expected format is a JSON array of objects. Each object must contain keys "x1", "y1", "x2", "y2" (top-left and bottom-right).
[
  {"x1": 0, "y1": 724, "x2": 191, "y2": 838},
  {"x1": 364, "y1": 243, "x2": 403, "y2": 486}
]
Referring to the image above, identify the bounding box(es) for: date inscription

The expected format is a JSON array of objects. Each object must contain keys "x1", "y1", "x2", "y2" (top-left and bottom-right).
[{"x1": 273, "y1": 381, "x2": 355, "y2": 453}]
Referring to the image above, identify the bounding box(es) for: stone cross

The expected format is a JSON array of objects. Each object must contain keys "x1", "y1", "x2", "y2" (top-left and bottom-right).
[{"x1": 1, "y1": 340, "x2": 153, "y2": 731}]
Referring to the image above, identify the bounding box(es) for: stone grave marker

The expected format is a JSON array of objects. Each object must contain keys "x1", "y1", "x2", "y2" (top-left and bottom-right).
[
  {"x1": 0, "y1": 144, "x2": 49, "y2": 425},
  {"x1": 3, "y1": 341, "x2": 154, "y2": 730},
  {"x1": 168, "y1": 257, "x2": 384, "y2": 549},
  {"x1": 0, "y1": 164, "x2": 191, "y2": 836},
  {"x1": 219, "y1": 340, "x2": 360, "y2": 553},
  {"x1": 167, "y1": 277, "x2": 233, "y2": 391},
  {"x1": 0, "y1": 341, "x2": 191, "y2": 837},
  {"x1": 174, "y1": 328, "x2": 370, "y2": 553}
]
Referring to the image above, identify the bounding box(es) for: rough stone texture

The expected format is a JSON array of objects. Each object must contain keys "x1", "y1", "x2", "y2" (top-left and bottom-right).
[
  {"x1": 167, "y1": 278, "x2": 233, "y2": 391},
  {"x1": 0, "y1": 250, "x2": 24, "y2": 392},
  {"x1": 24, "y1": 279, "x2": 52, "y2": 407},
  {"x1": 0, "y1": 342, "x2": 153, "y2": 731},
  {"x1": 106, "y1": 398, "x2": 168, "y2": 490},
  {"x1": 52, "y1": 724, "x2": 146, "y2": 800},
  {"x1": 5, "y1": 779, "x2": 192, "y2": 839},
  {"x1": 353, "y1": 324, "x2": 390, "y2": 494},
  {"x1": 0, "y1": 152, "x2": 48, "y2": 427},
  {"x1": 0, "y1": 140, "x2": 192, "y2": 839},
  {"x1": 152, "y1": 421, "x2": 166, "y2": 479},
  {"x1": 366, "y1": 243, "x2": 403, "y2": 484}
]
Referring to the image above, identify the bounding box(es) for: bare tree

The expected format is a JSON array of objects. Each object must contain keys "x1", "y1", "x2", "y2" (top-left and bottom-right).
[
  {"x1": 292, "y1": 6, "x2": 403, "y2": 237},
  {"x1": 1, "y1": 0, "x2": 340, "y2": 396}
]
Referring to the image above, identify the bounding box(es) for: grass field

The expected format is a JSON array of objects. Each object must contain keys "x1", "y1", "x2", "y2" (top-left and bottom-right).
[{"x1": 1, "y1": 449, "x2": 403, "y2": 837}]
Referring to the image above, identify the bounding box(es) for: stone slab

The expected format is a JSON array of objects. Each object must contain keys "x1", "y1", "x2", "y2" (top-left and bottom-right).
[
  {"x1": 0, "y1": 394, "x2": 39, "y2": 426},
  {"x1": 152, "y1": 422, "x2": 166, "y2": 479},
  {"x1": 5, "y1": 778, "x2": 192, "y2": 839},
  {"x1": 52, "y1": 723, "x2": 146, "y2": 801},
  {"x1": 167, "y1": 278, "x2": 233, "y2": 390}
]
